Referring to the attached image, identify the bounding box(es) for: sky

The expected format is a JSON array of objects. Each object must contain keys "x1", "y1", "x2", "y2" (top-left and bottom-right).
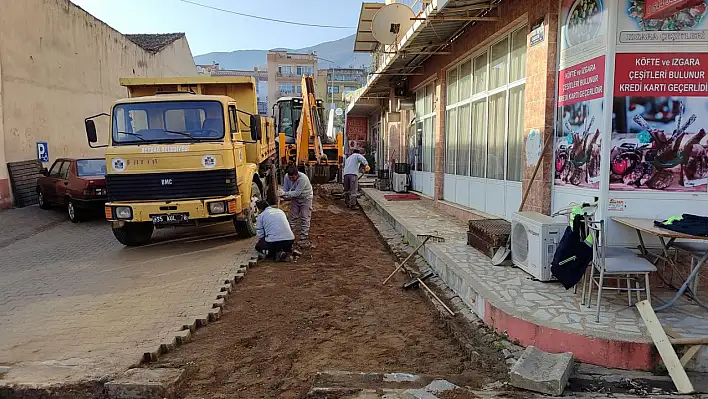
[{"x1": 71, "y1": 0, "x2": 365, "y2": 56}]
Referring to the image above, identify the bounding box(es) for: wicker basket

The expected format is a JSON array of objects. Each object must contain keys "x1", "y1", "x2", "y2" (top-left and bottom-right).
[{"x1": 467, "y1": 219, "x2": 511, "y2": 259}]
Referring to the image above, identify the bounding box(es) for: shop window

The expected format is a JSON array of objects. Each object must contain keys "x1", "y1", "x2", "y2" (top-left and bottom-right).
[
  {"x1": 444, "y1": 25, "x2": 527, "y2": 182},
  {"x1": 473, "y1": 53, "x2": 488, "y2": 95},
  {"x1": 457, "y1": 104, "x2": 471, "y2": 176},
  {"x1": 415, "y1": 121, "x2": 423, "y2": 171},
  {"x1": 447, "y1": 68, "x2": 458, "y2": 105},
  {"x1": 490, "y1": 38, "x2": 509, "y2": 90},
  {"x1": 507, "y1": 85, "x2": 526, "y2": 182},
  {"x1": 510, "y1": 28, "x2": 527, "y2": 82},
  {"x1": 470, "y1": 100, "x2": 487, "y2": 177},
  {"x1": 487, "y1": 92, "x2": 507, "y2": 180},
  {"x1": 445, "y1": 108, "x2": 457, "y2": 174},
  {"x1": 459, "y1": 60, "x2": 472, "y2": 100}
]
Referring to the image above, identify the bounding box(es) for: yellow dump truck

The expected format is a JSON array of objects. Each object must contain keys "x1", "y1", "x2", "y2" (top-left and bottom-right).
[{"x1": 84, "y1": 77, "x2": 277, "y2": 246}]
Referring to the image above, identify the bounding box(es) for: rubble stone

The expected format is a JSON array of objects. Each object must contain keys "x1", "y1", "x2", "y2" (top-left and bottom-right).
[
  {"x1": 509, "y1": 346, "x2": 574, "y2": 396},
  {"x1": 105, "y1": 368, "x2": 184, "y2": 399}
]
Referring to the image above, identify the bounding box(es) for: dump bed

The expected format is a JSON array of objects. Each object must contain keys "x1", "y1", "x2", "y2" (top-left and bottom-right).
[{"x1": 119, "y1": 76, "x2": 259, "y2": 116}]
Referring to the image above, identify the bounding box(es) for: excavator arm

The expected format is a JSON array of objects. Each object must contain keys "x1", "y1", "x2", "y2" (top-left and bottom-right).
[{"x1": 295, "y1": 75, "x2": 325, "y2": 165}]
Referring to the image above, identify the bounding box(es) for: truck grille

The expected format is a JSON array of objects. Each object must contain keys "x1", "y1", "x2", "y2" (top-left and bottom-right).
[{"x1": 106, "y1": 169, "x2": 238, "y2": 202}]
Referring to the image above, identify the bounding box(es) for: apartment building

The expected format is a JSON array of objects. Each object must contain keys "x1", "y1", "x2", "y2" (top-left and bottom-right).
[
  {"x1": 266, "y1": 51, "x2": 317, "y2": 111},
  {"x1": 316, "y1": 68, "x2": 367, "y2": 148}
]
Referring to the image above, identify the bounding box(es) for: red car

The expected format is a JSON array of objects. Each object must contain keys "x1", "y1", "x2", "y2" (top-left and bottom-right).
[{"x1": 37, "y1": 158, "x2": 107, "y2": 222}]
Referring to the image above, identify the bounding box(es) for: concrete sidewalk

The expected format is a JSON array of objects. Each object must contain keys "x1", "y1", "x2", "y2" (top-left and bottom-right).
[{"x1": 362, "y1": 188, "x2": 708, "y2": 371}]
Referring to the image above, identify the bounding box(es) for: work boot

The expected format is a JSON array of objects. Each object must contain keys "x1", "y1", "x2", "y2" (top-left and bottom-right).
[
  {"x1": 275, "y1": 251, "x2": 286, "y2": 262},
  {"x1": 258, "y1": 252, "x2": 267, "y2": 261},
  {"x1": 299, "y1": 239, "x2": 315, "y2": 249}
]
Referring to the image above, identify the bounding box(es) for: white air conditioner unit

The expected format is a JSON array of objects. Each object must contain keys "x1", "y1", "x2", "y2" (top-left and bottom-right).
[
  {"x1": 511, "y1": 212, "x2": 566, "y2": 282},
  {"x1": 392, "y1": 172, "x2": 408, "y2": 193}
]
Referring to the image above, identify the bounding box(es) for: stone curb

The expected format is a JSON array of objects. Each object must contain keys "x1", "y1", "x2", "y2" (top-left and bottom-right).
[{"x1": 139, "y1": 256, "x2": 257, "y2": 365}]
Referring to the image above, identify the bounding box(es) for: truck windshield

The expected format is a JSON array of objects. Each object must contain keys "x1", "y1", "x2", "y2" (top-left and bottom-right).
[
  {"x1": 76, "y1": 159, "x2": 107, "y2": 176},
  {"x1": 112, "y1": 101, "x2": 224, "y2": 144},
  {"x1": 278, "y1": 101, "x2": 302, "y2": 139}
]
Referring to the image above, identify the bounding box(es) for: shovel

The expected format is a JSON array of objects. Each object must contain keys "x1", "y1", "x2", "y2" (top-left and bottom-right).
[{"x1": 491, "y1": 134, "x2": 554, "y2": 266}]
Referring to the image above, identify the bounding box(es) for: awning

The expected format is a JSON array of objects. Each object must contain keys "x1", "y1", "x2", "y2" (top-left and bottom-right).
[
  {"x1": 354, "y1": 3, "x2": 385, "y2": 53},
  {"x1": 348, "y1": 0, "x2": 502, "y2": 111}
]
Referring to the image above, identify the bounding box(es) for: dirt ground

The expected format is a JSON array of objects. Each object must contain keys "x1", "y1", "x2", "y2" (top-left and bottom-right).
[{"x1": 153, "y1": 194, "x2": 506, "y2": 398}]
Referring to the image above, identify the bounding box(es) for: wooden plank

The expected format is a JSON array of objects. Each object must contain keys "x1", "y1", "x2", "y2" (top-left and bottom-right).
[
  {"x1": 669, "y1": 337, "x2": 708, "y2": 345},
  {"x1": 636, "y1": 300, "x2": 694, "y2": 394},
  {"x1": 680, "y1": 345, "x2": 702, "y2": 367}
]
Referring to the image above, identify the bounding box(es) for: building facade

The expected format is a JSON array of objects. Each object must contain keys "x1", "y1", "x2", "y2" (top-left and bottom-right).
[
  {"x1": 0, "y1": 0, "x2": 198, "y2": 208},
  {"x1": 198, "y1": 64, "x2": 269, "y2": 115},
  {"x1": 348, "y1": 0, "x2": 708, "y2": 242},
  {"x1": 316, "y1": 68, "x2": 367, "y2": 144},
  {"x1": 348, "y1": 0, "x2": 708, "y2": 371},
  {"x1": 349, "y1": 0, "x2": 552, "y2": 219},
  {"x1": 266, "y1": 51, "x2": 317, "y2": 112}
]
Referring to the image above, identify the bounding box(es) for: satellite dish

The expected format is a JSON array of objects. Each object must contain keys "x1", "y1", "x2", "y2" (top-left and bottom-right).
[{"x1": 371, "y1": 3, "x2": 415, "y2": 45}]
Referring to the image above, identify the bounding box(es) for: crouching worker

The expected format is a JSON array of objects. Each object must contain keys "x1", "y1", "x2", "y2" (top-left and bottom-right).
[{"x1": 254, "y1": 200, "x2": 295, "y2": 262}]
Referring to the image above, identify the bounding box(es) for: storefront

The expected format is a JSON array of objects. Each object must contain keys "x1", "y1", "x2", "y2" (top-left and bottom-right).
[{"x1": 553, "y1": 0, "x2": 708, "y2": 245}]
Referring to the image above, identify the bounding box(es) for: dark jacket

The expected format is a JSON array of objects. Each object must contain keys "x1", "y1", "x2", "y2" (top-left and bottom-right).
[
  {"x1": 551, "y1": 216, "x2": 593, "y2": 289},
  {"x1": 655, "y1": 214, "x2": 708, "y2": 237}
]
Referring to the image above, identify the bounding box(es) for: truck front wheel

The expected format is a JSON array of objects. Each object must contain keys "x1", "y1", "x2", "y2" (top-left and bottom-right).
[
  {"x1": 112, "y1": 222, "x2": 154, "y2": 246},
  {"x1": 234, "y1": 182, "x2": 261, "y2": 238}
]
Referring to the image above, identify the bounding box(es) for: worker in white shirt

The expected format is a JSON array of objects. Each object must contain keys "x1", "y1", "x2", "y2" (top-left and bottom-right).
[
  {"x1": 254, "y1": 200, "x2": 295, "y2": 262},
  {"x1": 342, "y1": 149, "x2": 370, "y2": 209}
]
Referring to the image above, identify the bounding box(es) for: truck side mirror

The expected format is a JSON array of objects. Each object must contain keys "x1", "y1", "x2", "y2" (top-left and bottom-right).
[
  {"x1": 40, "y1": 167, "x2": 49, "y2": 176},
  {"x1": 85, "y1": 120, "x2": 98, "y2": 143},
  {"x1": 250, "y1": 115, "x2": 262, "y2": 141}
]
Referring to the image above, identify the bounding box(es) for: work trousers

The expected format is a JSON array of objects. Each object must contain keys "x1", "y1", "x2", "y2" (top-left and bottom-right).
[
  {"x1": 343, "y1": 174, "x2": 359, "y2": 207},
  {"x1": 255, "y1": 238, "x2": 294, "y2": 258},
  {"x1": 289, "y1": 197, "x2": 313, "y2": 240}
]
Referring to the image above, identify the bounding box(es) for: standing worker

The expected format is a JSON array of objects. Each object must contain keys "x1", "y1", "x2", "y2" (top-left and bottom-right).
[
  {"x1": 343, "y1": 149, "x2": 370, "y2": 209},
  {"x1": 254, "y1": 200, "x2": 295, "y2": 262},
  {"x1": 281, "y1": 166, "x2": 314, "y2": 246}
]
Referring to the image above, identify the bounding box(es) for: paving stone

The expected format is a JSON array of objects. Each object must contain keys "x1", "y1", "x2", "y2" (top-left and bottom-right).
[
  {"x1": 509, "y1": 346, "x2": 574, "y2": 396},
  {"x1": 0, "y1": 213, "x2": 254, "y2": 387},
  {"x1": 174, "y1": 329, "x2": 191, "y2": 345},
  {"x1": 105, "y1": 368, "x2": 184, "y2": 399}
]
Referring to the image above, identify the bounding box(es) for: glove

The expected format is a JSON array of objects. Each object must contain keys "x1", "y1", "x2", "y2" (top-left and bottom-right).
[{"x1": 364, "y1": 166, "x2": 371, "y2": 172}]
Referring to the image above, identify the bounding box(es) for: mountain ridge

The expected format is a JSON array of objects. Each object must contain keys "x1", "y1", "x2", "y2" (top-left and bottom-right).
[{"x1": 194, "y1": 34, "x2": 371, "y2": 71}]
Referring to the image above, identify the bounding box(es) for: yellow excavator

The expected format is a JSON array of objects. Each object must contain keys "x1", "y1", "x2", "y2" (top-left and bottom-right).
[{"x1": 274, "y1": 75, "x2": 344, "y2": 184}]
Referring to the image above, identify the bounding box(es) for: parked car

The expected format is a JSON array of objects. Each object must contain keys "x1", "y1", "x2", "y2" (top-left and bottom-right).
[{"x1": 37, "y1": 158, "x2": 107, "y2": 222}]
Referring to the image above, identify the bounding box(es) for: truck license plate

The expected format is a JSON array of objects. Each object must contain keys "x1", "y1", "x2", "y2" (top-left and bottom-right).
[{"x1": 152, "y1": 213, "x2": 189, "y2": 225}]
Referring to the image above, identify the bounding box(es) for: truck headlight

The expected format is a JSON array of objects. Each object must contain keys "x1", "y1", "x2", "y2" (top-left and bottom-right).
[
  {"x1": 208, "y1": 201, "x2": 226, "y2": 214},
  {"x1": 115, "y1": 206, "x2": 133, "y2": 219}
]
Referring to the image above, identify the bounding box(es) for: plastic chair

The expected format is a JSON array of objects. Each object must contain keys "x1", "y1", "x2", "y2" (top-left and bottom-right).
[{"x1": 584, "y1": 217, "x2": 657, "y2": 322}]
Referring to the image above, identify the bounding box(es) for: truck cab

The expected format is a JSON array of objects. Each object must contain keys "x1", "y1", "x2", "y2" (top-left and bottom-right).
[{"x1": 86, "y1": 77, "x2": 276, "y2": 246}]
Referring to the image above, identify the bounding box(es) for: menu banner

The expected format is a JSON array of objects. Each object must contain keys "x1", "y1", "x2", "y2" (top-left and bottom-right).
[
  {"x1": 559, "y1": 0, "x2": 608, "y2": 68},
  {"x1": 558, "y1": 56, "x2": 606, "y2": 106},
  {"x1": 617, "y1": 0, "x2": 708, "y2": 46},
  {"x1": 614, "y1": 53, "x2": 708, "y2": 96}
]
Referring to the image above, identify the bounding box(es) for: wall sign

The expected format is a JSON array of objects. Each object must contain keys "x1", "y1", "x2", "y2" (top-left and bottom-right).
[
  {"x1": 36, "y1": 142, "x2": 49, "y2": 163},
  {"x1": 608, "y1": 198, "x2": 627, "y2": 212},
  {"x1": 530, "y1": 19, "x2": 545, "y2": 47}
]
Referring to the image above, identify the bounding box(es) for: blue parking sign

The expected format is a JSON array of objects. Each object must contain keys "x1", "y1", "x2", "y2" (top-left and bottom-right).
[{"x1": 36, "y1": 142, "x2": 49, "y2": 163}]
